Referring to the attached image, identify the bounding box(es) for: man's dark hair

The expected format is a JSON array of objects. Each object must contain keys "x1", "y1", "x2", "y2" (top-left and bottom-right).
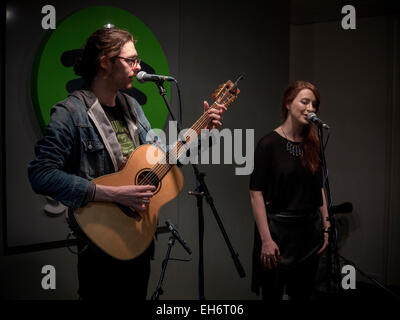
[{"x1": 74, "y1": 28, "x2": 134, "y2": 85}]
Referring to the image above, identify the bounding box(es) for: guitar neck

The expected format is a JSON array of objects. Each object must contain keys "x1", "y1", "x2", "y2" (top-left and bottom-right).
[
  {"x1": 148, "y1": 103, "x2": 217, "y2": 181},
  {"x1": 140, "y1": 79, "x2": 240, "y2": 183},
  {"x1": 174, "y1": 102, "x2": 219, "y2": 157}
]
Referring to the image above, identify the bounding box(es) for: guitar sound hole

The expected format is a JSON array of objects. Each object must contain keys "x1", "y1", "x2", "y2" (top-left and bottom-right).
[
  {"x1": 136, "y1": 169, "x2": 161, "y2": 194},
  {"x1": 119, "y1": 170, "x2": 161, "y2": 221}
]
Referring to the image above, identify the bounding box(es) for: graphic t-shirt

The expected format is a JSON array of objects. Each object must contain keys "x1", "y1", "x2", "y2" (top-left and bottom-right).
[{"x1": 101, "y1": 102, "x2": 136, "y2": 163}]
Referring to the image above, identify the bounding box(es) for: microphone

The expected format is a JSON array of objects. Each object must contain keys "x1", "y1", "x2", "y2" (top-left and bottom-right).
[
  {"x1": 307, "y1": 112, "x2": 330, "y2": 129},
  {"x1": 165, "y1": 220, "x2": 192, "y2": 255},
  {"x1": 136, "y1": 71, "x2": 176, "y2": 83}
]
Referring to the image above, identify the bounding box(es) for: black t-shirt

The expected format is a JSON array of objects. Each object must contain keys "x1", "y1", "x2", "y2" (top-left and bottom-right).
[
  {"x1": 101, "y1": 101, "x2": 137, "y2": 163},
  {"x1": 250, "y1": 131, "x2": 323, "y2": 212}
]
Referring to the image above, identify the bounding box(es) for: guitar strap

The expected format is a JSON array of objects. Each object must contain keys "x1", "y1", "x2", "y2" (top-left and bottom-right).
[{"x1": 66, "y1": 207, "x2": 93, "y2": 254}]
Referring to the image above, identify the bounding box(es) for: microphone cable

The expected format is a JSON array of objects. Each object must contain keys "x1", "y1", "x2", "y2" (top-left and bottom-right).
[{"x1": 172, "y1": 79, "x2": 183, "y2": 130}]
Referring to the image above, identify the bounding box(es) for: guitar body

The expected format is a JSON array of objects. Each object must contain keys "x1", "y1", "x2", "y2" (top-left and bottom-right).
[
  {"x1": 73, "y1": 144, "x2": 184, "y2": 260},
  {"x1": 73, "y1": 78, "x2": 241, "y2": 260}
]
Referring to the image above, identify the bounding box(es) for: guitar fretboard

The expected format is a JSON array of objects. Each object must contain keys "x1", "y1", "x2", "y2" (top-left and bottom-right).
[
  {"x1": 141, "y1": 104, "x2": 217, "y2": 185},
  {"x1": 139, "y1": 80, "x2": 239, "y2": 186}
]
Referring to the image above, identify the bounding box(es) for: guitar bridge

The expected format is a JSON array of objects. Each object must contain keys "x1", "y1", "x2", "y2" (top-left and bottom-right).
[{"x1": 117, "y1": 204, "x2": 142, "y2": 222}]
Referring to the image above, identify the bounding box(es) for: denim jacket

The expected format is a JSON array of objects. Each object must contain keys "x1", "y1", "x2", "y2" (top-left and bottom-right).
[{"x1": 28, "y1": 90, "x2": 160, "y2": 209}]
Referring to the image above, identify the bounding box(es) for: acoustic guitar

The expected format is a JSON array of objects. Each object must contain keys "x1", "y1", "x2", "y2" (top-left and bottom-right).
[{"x1": 73, "y1": 78, "x2": 241, "y2": 260}]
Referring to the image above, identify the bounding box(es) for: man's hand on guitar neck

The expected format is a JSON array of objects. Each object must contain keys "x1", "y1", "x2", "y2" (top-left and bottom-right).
[
  {"x1": 204, "y1": 101, "x2": 227, "y2": 130},
  {"x1": 93, "y1": 184, "x2": 155, "y2": 212}
]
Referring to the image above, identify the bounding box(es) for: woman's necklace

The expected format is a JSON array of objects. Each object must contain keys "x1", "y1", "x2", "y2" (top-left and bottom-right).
[{"x1": 281, "y1": 127, "x2": 303, "y2": 157}]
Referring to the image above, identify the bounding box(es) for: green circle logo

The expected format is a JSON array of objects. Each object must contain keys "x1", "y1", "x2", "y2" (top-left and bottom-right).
[{"x1": 31, "y1": 6, "x2": 171, "y2": 132}]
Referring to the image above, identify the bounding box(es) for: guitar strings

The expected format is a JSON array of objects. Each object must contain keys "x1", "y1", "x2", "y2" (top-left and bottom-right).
[
  {"x1": 137, "y1": 110, "x2": 213, "y2": 186},
  {"x1": 138, "y1": 92, "x2": 232, "y2": 186},
  {"x1": 140, "y1": 101, "x2": 221, "y2": 186},
  {"x1": 140, "y1": 104, "x2": 215, "y2": 184},
  {"x1": 138, "y1": 86, "x2": 235, "y2": 187}
]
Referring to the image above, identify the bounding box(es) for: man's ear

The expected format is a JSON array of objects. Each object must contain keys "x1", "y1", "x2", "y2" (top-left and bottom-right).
[{"x1": 99, "y1": 55, "x2": 111, "y2": 73}]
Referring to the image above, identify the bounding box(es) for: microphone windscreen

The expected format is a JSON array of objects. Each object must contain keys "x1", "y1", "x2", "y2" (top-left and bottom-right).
[
  {"x1": 307, "y1": 112, "x2": 317, "y2": 122},
  {"x1": 136, "y1": 71, "x2": 146, "y2": 83}
]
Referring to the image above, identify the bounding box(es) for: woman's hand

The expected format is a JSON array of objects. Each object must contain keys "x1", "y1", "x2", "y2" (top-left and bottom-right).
[
  {"x1": 204, "y1": 101, "x2": 227, "y2": 130},
  {"x1": 260, "y1": 239, "x2": 281, "y2": 269},
  {"x1": 317, "y1": 229, "x2": 329, "y2": 256},
  {"x1": 318, "y1": 188, "x2": 331, "y2": 256}
]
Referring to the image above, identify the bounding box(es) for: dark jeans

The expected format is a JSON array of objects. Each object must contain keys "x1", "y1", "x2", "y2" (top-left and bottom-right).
[
  {"x1": 261, "y1": 254, "x2": 320, "y2": 301},
  {"x1": 77, "y1": 239, "x2": 154, "y2": 300}
]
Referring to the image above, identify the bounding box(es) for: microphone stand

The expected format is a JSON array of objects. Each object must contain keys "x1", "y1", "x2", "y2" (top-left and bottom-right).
[
  {"x1": 151, "y1": 221, "x2": 192, "y2": 300},
  {"x1": 154, "y1": 79, "x2": 245, "y2": 300},
  {"x1": 189, "y1": 164, "x2": 246, "y2": 297},
  {"x1": 151, "y1": 236, "x2": 176, "y2": 300},
  {"x1": 318, "y1": 126, "x2": 342, "y2": 295},
  {"x1": 318, "y1": 127, "x2": 400, "y2": 302},
  {"x1": 188, "y1": 188, "x2": 206, "y2": 300}
]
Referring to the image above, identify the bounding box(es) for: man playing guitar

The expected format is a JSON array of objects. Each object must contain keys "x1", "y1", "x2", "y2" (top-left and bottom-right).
[{"x1": 28, "y1": 27, "x2": 227, "y2": 300}]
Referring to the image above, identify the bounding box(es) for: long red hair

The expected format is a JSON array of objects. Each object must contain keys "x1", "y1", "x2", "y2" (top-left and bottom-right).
[{"x1": 281, "y1": 81, "x2": 321, "y2": 174}]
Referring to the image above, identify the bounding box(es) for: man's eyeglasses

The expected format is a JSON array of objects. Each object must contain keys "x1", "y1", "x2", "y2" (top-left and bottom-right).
[{"x1": 116, "y1": 56, "x2": 141, "y2": 67}]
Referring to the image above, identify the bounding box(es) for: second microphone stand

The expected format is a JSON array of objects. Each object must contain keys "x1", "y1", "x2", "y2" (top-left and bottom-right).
[
  {"x1": 151, "y1": 235, "x2": 176, "y2": 300},
  {"x1": 318, "y1": 126, "x2": 342, "y2": 294},
  {"x1": 155, "y1": 79, "x2": 246, "y2": 300},
  {"x1": 318, "y1": 126, "x2": 400, "y2": 302},
  {"x1": 151, "y1": 220, "x2": 192, "y2": 300}
]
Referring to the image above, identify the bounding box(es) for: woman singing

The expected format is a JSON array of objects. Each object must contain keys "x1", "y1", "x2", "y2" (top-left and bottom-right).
[{"x1": 250, "y1": 81, "x2": 331, "y2": 301}]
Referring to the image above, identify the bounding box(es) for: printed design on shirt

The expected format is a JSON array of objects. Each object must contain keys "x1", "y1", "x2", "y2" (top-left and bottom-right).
[{"x1": 110, "y1": 119, "x2": 136, "y2": 161}]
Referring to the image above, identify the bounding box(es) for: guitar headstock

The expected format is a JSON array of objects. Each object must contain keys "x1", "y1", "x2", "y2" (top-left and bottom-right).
[{"x1": 211, "y1": 76, "x2": 243, "y2": 108}]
